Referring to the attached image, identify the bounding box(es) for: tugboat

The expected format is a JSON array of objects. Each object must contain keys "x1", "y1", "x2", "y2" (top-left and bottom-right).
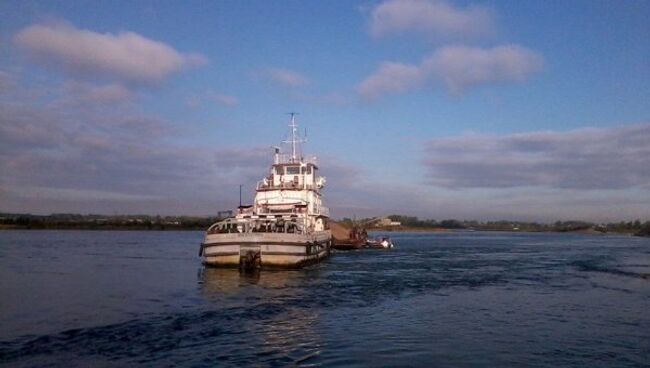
[{"x1": 201, "y1": 114, "x2": 332, "y2": 269}]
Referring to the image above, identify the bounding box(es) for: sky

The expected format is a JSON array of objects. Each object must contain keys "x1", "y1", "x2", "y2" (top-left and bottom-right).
[{"x1": 0, "y1": 0, "x2": 649, "y2": 222}]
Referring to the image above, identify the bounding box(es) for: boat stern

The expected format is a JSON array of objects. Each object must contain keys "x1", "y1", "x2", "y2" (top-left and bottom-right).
[{"x1": 201, "y1": 231, "x2": 331, "y2": 269}]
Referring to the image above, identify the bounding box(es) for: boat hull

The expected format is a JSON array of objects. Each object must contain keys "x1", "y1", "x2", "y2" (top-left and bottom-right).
[
  {"x1": 201, "y1": 231, "x2": 331, "y2": 269},
  {"x1": 332, "y1": 240, "x2": 365, "y2": 250}
]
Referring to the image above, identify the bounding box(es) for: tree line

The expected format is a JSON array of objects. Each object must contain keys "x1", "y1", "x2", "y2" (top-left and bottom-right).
[
  {"x1": 0, "y1": 213, "x2": 219, "y2": 230},
  {"x1": 340, "y1": 215, "x2": 650, "y2": 237},
  {"x1": 2, "y1": 212, "x2": 649, "y2": 236}
]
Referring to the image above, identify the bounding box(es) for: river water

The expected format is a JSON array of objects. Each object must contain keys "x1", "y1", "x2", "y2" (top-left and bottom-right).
[{"x1": 0, "y1": 230, "x2": 648, "y2": 367}]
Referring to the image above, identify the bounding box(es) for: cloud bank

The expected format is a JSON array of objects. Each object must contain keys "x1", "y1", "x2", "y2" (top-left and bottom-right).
[
  {"x1": 0, "y1": 76, "x2": 359, "y2": 215},
  {"x1": 0, "y1": 74, "x2": 243, "y2": 214},
  {"x1": 423, "y1": 123, "x2": 650, "y2": 190},
  {"x1": 358, "y1": 45, "x2": 542, "y2": 98},
  {"x1": 62, "y1": 81, "x2": 134, "y2": 103},
  {"x1": 368, "y1": 0, "x2": 495, "y2": 40},
  {"x1": 357, "y1": 62, "x2": 423, "y2": 99},
  {"x1": 14, "y1": 22, "x2": 207, "y2": 83}
]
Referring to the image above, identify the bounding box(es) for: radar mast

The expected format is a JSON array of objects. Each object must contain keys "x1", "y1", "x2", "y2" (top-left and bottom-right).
[{"x1": 283, "y1": 112, "x2": 305, "y2": 163}]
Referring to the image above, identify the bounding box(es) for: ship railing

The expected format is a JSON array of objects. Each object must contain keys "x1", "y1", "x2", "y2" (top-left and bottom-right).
[
  {"x1": 207, "y1": 216, "x2": 311, "y2": 235},
  {"x1": 255, "y1": 207, "x2": 305, "y2": 215},
  {"x1": 253, "y1": 205, "x2": 329, "y2": 217},
  {"x1": 256, "y1": 181, "x2": 320, "y2": 191},
  {"x1": 275, "y1": 154, "x2": 318, "y2": 166}
]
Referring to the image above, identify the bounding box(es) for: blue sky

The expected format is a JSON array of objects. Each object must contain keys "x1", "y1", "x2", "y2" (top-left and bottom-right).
[{"x1": 1, "y1": 0, "x2": 649, "y2": 221}]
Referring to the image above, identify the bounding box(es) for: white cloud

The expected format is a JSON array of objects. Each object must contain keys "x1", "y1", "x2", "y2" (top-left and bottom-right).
[
  {"x1": 368, "y1": 0, "x2": 495, "y2": 40},
  {"x1": 0, "y1": 77, "x2": 271, "y2": 214},
  {"x1": 423, "y1": 123, "x2": 650, "y2": 190},
  {"x1": 262, "y1": 68, "x2": 309, "y2": 87},
  {"x1": 358, "y1": 44, "x2": 543, "y2": 99},
  {"x1": 63, "y1": 81, "x2": 134, "y2": 103},
  {"x1": 5, "y1": 186, "x2": 161, "y2": 201},
  {"x1": 425, "y1": 45, "x2": 543, "y2": 94},
  {"x1": 357, "y1": 62, "x2": 423, "y2": 99},
  {"x1": 14, "y1": 22, "x2": 207, "y2": 83}
]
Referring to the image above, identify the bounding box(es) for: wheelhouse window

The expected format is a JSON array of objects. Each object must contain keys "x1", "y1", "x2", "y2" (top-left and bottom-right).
[
  {"x1": 301, "y1": 166, "x2": 312, "y2": 174},
  {"x1": 286, "y1": 166, "x2": 301, "y2": 175}
]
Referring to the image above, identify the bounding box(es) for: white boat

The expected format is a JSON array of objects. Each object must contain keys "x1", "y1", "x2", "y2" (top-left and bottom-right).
[{"x1": 201, "y1": 114, "x2": 332, "y2": 269}]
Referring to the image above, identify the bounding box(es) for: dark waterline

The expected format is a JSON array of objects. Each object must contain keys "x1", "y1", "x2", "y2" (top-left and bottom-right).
[{"x1": 1, "y1": 230, "x2": 649, "y2": 367}]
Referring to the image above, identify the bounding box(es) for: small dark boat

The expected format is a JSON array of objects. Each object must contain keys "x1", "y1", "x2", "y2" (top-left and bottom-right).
[{"x1": 365, "y1": 237, "x2": 394, "y2": 249}]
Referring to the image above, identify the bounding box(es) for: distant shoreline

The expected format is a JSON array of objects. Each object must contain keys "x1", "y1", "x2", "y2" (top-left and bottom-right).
[
  {"x1": 0, "y1": 224, "x2": 205, "y2": 231},
  {"x1": 2, "y1": 213, "x2": 648, "y2": 237},
  {"x1": 0, "y1": 224, "x2": 642, "y2": 237},
  {"x1": 371, "y1": 226, "x2": 636, "y2": 236}
]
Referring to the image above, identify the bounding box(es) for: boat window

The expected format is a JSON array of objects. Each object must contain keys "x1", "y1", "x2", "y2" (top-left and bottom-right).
[
  {"x1": 286, "y1": 166, "x2": 300, "y2": 175},
  {"x1": 301, "y1": 166, "x2": 312, "y2": 174}
]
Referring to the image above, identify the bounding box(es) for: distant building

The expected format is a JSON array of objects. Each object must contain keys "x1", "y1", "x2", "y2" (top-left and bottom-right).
[{"x1": 376, "y1": 218, "x2": 401, "y2": 227}]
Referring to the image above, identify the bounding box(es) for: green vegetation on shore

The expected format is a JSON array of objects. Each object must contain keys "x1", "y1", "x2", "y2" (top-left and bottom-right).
[
  {"x1": 0, "y1": 213, "x2": 218, "y2": 231},
  {"x1": 1, "y1": 212, "x2": 649, "y2": 237},
  {"x1": 341, "y1": 215, "x2": 650, "y2": 237}
]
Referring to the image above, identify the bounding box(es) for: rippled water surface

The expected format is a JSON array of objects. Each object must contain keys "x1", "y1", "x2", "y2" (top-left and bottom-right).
[{"x1": 1, "y1": 230, "x2": 649, "y2": 367}]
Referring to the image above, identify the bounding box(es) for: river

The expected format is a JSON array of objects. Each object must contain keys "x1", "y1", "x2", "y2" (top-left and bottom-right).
[{"x1": 1, "y1": 230, "x2": 648, "y2": 367}]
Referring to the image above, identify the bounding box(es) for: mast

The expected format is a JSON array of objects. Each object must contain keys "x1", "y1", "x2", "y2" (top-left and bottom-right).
[{"x1": 284, "y1": 112, "x2": 304, "y2": 163}]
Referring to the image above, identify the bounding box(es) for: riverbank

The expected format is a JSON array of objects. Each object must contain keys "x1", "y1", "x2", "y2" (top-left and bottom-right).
[
  {"x1": 0, "y1": 213, "x2": 216, "y2": 231},
  {"x1": 371, "y1": 226, "x2": 640, "y2": 236},
  {"x1": 365, "y1": 215, "x2": 650, "y2": 237},
  {"x1": 2, "y1": 225, "x2": 643, "y2": 237},
  {"x1": 2, "y1": 213, "x2": 648, "y2": 236}
]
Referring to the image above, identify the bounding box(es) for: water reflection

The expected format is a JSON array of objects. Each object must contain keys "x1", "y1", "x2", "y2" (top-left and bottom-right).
[
  {"x1": 197, "y1": 267, "x2": 325, "y2": 366},
  {"x1": 197, "y1": 267, "x2": 307, "y2": 294},
  {"x1": 258, "y1": 306, "x2": 323, "y2": 366},
  {"x1": 198, "y1": 268, "x2": 255, "y2": 294}
]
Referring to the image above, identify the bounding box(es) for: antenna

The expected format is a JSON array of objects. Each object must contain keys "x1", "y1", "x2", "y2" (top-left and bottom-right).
[
  {"x1": 283, "y1": 112, "x2": 305, "y2": 163},
  {"x1": 290, "y1": 112, "x2": 297, "y2": 161}
]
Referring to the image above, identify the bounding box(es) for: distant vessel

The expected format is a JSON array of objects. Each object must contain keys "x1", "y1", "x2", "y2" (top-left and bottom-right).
[{"x1": 201, "y1": 114, "x2": 332, "y2": 269}]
